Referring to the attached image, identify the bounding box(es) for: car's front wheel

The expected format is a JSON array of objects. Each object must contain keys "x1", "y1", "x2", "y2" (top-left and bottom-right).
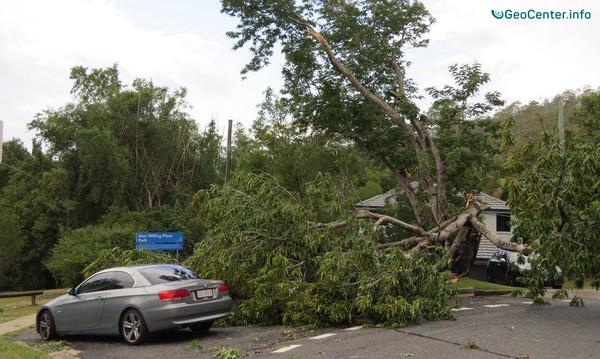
[
  {"x1": 120, "y1": 309, "x2": 148, "y2": 345},
  {"x1": 486, "y1": 270, "x2": 496, "y2": 283},
  {"x1": 39, "y1": 310, "x2": 57, "y2": 341},
  {"x1": 507, "y1": 272, "x2": 519, "y2": 287}
]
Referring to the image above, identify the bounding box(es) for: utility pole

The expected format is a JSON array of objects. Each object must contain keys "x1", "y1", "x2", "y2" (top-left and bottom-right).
[
  {"x1": 225, "y1": 119, "x2": 232, "y2": 184},
  {"x1": 557, "y1": 97, "x2": 565, "y2": 151},
  {"x1": 0, "y1": 120, "x2": 3, "y2": 163}
]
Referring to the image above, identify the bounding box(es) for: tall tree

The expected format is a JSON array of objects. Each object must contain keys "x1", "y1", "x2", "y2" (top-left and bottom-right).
[
  {"x1": 29, "y1": 65, "x2": 225, "y2": 224},
  {"x1": 221, "y1": 0, "x2": 528, "y2": 266}
]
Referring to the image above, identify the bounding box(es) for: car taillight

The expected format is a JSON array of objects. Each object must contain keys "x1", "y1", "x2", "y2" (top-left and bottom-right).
[
  {"x1": 218, "y1": 283, "x2": 229, "y2": 293},
  {"x1": 158, "y1": 289, "x2": 190, "y2": 301}
]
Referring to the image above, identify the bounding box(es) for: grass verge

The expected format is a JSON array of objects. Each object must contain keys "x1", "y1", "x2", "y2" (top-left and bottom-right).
[
  {"x1": 0, "y1": 339, "x2": 48, "y2": 359},
  {"x1": 563, "y1": 279, "x2": 596, "y2": 290},
  {"x1": 448, "y1": 277, "x2": 516, "y2": 291}
]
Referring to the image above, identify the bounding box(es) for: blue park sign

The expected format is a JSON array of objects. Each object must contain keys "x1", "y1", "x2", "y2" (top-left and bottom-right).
[{"x1": 136, "y1": 232, "x2": 183, "y2": 251}]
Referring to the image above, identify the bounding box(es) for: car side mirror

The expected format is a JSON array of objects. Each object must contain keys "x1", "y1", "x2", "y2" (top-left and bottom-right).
[{"x1": 68, "y1": 287, "x2": 77, "y2": 296}]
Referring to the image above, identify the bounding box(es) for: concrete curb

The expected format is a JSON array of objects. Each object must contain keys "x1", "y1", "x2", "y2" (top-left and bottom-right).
[
  {"x1": 459, "y1": 288, "x2": 600, "y2": 298},
  {"x1": 474, "y1": 289, "x2": 513, "y2": 296},
  {"x1": 456, "y1": 287, "x2": 513, "y2": 297},
  {"x1": 456, "y1": 287, "x2": 474, "y2": 297},
  {"x1": 48, "y1": 348, "x2": 81, "y2": 358}
]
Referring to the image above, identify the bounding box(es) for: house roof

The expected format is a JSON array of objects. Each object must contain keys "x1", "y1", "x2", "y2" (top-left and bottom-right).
[
  {"x1": 355, "y1": 190, "x2": 510, "y2": 212},
  {"x1": 355, "y1": 190, "x2": 397, "y2": 210},
  {"x1": 478, "y1": 237, "x2": 499, "y2": 260},
  {"x1": 475, "y1": 192, "x2": 510, "y2": 211}
]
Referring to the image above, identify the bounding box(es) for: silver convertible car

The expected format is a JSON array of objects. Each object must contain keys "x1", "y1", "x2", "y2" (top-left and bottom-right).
[{"x1": 36, "y1": 264, "x2": 232, "y2": 345}]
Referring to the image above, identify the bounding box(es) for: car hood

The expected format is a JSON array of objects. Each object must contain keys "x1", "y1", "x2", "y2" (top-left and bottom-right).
[{"x1": 39, "y1": 292, "x2": 71, "y2": 310}]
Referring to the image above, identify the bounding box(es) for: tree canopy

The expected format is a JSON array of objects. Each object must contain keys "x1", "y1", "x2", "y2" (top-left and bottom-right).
[{"x1": 29, "y1": 65, "x2": 224, "y2": 223}]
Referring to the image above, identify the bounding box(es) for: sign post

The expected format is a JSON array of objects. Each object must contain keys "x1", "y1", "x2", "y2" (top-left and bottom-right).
[{"x1": 136, "y1": 232, "x2": 184, "y2": 260}]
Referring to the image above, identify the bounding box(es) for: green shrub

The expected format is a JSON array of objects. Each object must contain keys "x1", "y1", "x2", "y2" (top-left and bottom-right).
[{"x1": 46, "y1": 224, "x2": 135, "y2": 286}]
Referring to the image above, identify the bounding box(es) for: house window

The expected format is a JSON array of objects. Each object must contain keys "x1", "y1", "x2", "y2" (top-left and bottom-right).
[{"x1": 496, "y1": 214, "x2": 511, "y2": 232}]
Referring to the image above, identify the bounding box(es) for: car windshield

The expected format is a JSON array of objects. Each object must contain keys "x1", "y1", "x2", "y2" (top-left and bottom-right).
[
  {"x1": 507, "y1": 251, "x2": 530, "y2": 263},
  {"x1": 138, "y1": 266, "x2": 198, "y2": 285}
]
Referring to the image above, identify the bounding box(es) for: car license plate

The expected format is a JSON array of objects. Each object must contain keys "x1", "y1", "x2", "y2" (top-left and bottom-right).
[{"x1": 195, "y1": 289, "x2": 213, "y2": 299}]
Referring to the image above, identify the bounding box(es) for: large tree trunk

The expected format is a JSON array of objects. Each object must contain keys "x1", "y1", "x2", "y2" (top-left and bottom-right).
[{"x1": 451, "y1": 225, "x2": 481, "y2": 277}]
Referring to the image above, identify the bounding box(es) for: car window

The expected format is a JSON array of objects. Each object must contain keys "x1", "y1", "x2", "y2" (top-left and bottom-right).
[
  {"x1": 138, "y1": 266, "x2": 197, "y2": 285},
  {"x1": 78, "y1": 273, "x2": 116, "y2": 294},
  {"x1": 508, "y1": 251, "x2": 530, "y2": 264},
  {"x1": 112, "y1": 272, "x2": 135, "y2": 289}
]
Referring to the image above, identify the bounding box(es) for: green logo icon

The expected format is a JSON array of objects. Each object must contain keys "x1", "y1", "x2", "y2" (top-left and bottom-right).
[{"x1": 491, "y1": 10, "x2": 504, "y2": 19}]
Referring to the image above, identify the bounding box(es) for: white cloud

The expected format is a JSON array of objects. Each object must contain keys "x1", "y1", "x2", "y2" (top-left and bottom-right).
[
  {"x1": 0, "y1": 0, "x2": 281, "y2": 148},
  {"x1": 408, "y1": 0, "x2": 600, "y2": 107}
]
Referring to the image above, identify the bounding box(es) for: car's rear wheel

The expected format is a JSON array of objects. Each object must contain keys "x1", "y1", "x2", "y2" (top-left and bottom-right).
[
  {"x1": 190, "y1": 321, "x2": 214, "y2": 335},
  {"x1": 486, "y1": 270, "x2": 495, "y2": 283},
  {"x1": 120, "y1": 309, "x2": 148, "y2": 345},
  {"x1": 39, "y1": 310, "x2": 57, "y2": 341}
]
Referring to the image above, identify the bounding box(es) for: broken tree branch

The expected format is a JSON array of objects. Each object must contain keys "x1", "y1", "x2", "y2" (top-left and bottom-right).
[{"x1": 469, "y1": 216, "x2": 532, "y2": 254}]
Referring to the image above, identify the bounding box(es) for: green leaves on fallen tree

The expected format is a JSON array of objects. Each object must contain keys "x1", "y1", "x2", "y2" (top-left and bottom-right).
[
  {"x1": 501, "y1": 135, "x2": 600, "y2": 297},
  {"x1": 186, "y1": 172, "x2": 452, "y2": 327}
]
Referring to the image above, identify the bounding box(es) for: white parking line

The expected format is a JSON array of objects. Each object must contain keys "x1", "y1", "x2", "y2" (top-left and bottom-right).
[
  {"x1": 345, "y1": 326, "x2": 363, "y2": 331},
  {"x1": 272, "y1": 344, "x2": 302, "y2": 353},
  {"x1": 522, "y1": 301, "x2": 534, "y2": 304},
  {"x1": 451, "y1": 307, "x2": 474, "y2": 312},
  {"x1": 484, "y1": 304, "x2": 510, "y2": 308},
  {"x1": 309, "y1": 333, "x2": 336, "y2": 340}
]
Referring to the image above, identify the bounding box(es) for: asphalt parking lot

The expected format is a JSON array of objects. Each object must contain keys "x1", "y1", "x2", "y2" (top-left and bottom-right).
[{"x1": 13, "y1": 295, "x2": 600, "y2": 358}]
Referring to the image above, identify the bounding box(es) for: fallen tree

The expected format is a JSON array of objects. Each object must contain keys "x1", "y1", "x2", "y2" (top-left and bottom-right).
[
  {"x1": 187, "y1": 172, "x2": 454, "y2": 326},
  {"x1": 220, "y1": 0, "x2": 531, "y2": 260}
]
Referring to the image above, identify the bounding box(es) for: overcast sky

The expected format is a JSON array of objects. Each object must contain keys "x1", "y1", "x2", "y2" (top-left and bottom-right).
[{"x1": 1, "y1": 0, "x2": 598, "y2": 149}]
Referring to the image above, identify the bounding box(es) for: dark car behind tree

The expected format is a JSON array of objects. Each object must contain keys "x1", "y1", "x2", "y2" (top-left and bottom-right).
[{"x1": 486, "y1": 250, "x2": 563, "y2": 288}]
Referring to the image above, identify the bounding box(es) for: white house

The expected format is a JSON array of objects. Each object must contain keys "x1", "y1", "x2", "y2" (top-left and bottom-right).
[{"x1": 355, "y1": 190, "x2": 514, "y2": 260}]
